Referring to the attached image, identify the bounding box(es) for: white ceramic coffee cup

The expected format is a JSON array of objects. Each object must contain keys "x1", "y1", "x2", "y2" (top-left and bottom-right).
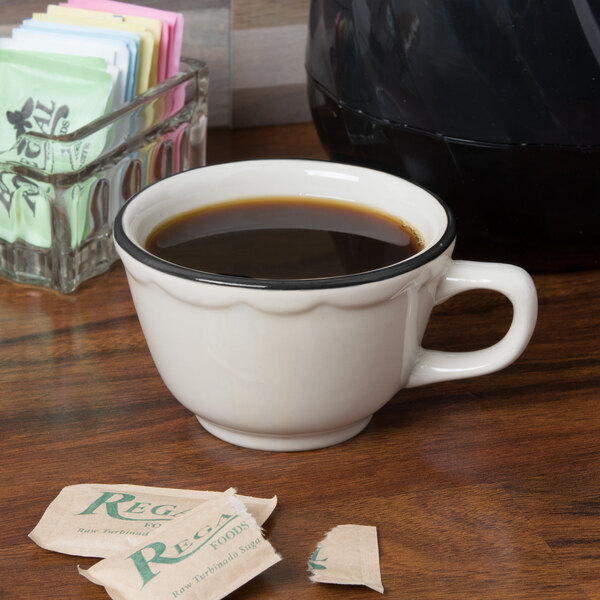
[{"x1": 114, "y1": 160, "x2": 537, "y2": 451}]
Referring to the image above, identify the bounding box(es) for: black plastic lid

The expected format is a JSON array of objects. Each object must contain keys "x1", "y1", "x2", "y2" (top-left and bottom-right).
[{"x1": 306, "y1": 0, "x2": 600, "y2": 146}]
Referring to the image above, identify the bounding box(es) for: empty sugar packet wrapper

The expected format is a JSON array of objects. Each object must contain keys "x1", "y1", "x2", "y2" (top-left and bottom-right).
[
  {"x1": 79, "y1": 489, "x2": 282, "y2": 600},
  {"x1": 308, "y1": 524, "x2": 384, "y2": 593},
  {"x1": 29, "y1": 483, "x2": 277, "y2": 558}
]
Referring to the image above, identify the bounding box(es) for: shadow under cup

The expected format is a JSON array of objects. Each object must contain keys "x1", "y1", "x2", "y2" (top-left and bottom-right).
[{"x1": 113, "y1": 160, "x2": 535, "y2": 451}]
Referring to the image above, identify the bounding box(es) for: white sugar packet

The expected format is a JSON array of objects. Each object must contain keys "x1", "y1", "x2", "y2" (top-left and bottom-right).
[
  {"x1": 30, "y1": 483, "x2": 277, "y2": 558},
  {"x1": 79, "y1": 489, "x2": 281, "y2": 600}
]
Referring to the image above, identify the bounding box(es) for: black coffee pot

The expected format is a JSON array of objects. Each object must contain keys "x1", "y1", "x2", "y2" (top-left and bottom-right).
[{"x1": 306, "y1": 0, "x2": 600, "y2": 271}]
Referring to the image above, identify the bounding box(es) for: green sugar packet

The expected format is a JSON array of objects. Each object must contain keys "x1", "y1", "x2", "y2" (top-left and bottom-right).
[
  {"x1": 0, "y1": 48, "x2": 115, "y2": 248},
  {"x1": 0, "y1": 48, "x2": 114, "y2": 167}
]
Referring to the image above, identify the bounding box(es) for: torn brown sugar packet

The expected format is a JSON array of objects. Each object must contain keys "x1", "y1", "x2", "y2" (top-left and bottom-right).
[
  {"x1": 29, "y1": 483, "x2": 277, "y2": 558},
  {"x1": 308, "y1": 524, "x2": 384, "y2": 594},
  {"x1": 79, "y1": 489, "x2": 281, "y2": 600}
]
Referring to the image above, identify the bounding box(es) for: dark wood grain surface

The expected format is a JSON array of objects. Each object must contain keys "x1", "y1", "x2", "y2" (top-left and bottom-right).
[{"x1": 2, "y1": 123, "x2": 600, "y2": 599}]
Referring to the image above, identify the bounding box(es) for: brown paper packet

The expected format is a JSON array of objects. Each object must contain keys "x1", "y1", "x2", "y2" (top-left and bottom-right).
[
  {"x1": 308, "y1": 524, "x2": 383, "y2": 593},
  {"x1": 79, "y1": 489, "x2": 281, "y2": 600},
  {"x1": 29, "y1": 483, "x2": 277, "y2": 557}
]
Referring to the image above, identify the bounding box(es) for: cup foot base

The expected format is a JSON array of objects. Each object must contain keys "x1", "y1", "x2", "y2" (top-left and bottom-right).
[{"x1": 195, "y1": 416, "x2": 372, "y2": 451}]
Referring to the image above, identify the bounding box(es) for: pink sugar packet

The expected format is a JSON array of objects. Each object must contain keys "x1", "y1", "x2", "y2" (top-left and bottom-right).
[{"x1": 66, "y1": 0, "x2": 183, "y2": 81}]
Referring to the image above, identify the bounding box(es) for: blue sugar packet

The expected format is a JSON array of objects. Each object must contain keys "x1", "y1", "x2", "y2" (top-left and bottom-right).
[{"x1": 21, "y1": 18, "x2": 138, "y2": 102}]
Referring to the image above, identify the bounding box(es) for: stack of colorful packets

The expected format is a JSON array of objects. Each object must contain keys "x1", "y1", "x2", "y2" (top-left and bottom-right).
[
  {"x1": 1, "y1": 0, "x2": 183, "y2": 135},
  {"x1": 0, "y1": 1, "x2": 184, "y2": 254}
]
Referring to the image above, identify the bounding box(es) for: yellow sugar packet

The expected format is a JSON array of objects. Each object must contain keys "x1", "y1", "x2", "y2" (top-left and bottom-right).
[
  {"x1": 29, "y1": 483, "x2": 277, "y2": 558},
  {"x1": 31, "y1": 9, "x2": 153, "y2": 93},
  {"x1": 308, "y1": 524, "x2": 384, "y2": 593},
  {"x1": 79, "y1": 489, "x2": 282, "y2": 600},
  {"x1": 49, "y1": 4, "x2": 161, "y2": 88}
]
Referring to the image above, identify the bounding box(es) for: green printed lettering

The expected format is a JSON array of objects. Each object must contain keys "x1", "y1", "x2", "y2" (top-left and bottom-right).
[
  {"x1": 128, "y1": 513, "x2": 239, "y2": 588},
  {"x1": 125, "y1": 502, "x2": 152, "y2": 514},
  {"x1": 174, "y1": 538, "x2": 193, "y2": 554},
  {"x1": 78, "y1": 492, "x2": 172, "y2": 522},
  {"x1": 193, "y1": 524, "x2": 213, "y2": 541},
  {"x1": 129, "y1": 542, "x2": 172, "y2": 586},
  {"x1": 308, "y1": 547, "x2": 328, "y2": 571},
  {"x1": 214, "y1": 513, "x2": 233, "y2": 528},
  {"x1": 79, "y1": 492, "x2": 136, "y2": 517},
  {"x1": 151, "y1": 504, "x2": 176, "y2": 516}
]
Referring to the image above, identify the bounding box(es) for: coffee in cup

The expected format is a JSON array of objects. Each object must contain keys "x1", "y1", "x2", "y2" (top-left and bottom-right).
[{"x1": 145, "y1": 195, "x2": 424, "y2": 279}]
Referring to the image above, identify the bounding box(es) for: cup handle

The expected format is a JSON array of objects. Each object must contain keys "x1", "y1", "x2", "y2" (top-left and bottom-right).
[{"x1": 406, "y1": 260, "x2": 538, "y2": 388}]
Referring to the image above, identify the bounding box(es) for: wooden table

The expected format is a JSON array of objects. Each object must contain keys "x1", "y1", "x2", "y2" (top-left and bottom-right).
[{"x1": 2, "y1": 123, "x2": 600, "y2": 599}]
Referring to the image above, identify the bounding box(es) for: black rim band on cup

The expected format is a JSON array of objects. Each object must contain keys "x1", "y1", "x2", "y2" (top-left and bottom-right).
[{"x1": 113, "y1": 161, "x2": 457, "y2": 290}]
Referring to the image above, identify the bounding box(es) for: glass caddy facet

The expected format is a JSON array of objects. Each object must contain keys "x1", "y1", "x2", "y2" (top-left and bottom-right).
[{"x1": 0, "y1": 57, "x2": 209, "y2": 293}]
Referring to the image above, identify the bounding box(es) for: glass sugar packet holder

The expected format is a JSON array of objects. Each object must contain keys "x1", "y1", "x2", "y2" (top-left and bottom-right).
[{"x1": 0, "y1": 57, "x2": 208, "y2": 293}]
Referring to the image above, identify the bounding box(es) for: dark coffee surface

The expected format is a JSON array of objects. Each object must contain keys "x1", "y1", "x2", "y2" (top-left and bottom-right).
[{"x1": 145, "y1": 196, "x2": 423, "y2": 279}]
